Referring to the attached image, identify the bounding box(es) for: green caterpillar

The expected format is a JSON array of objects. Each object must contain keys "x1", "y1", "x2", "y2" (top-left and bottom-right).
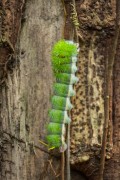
[{"x1": 46, "y1": 40, "x2": 79, "y2": 152}]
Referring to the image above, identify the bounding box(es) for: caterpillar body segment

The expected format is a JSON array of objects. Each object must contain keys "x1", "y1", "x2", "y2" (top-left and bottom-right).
[
  {"x1": 52, "y1": 56, "x2": 76, "y2": 67},
  {"x1": 49, "y1": 109, "x2": 71, "y2": 124},
  {"x1": 46, "y1": 134, "x2": 67, "y2": 149},
  {"x1": 56, "y1": 73, "x2": 79, "y2": 85},
  {"x1": 53, "y1": 63, "x2": 78, "y2": 74},
  {"x1": 46, "y1": 135, "x2": 62, "y2": 148},
  {"x1": 46, "y1": 40, "x2": 79, "y2": 151},
  {"x1": 52, "y1": 96, "x2": 73, "y2": 111},
  {"x1": 53, "y1": 83, "x2": 75, "y2": 97},
  {"x1": 47, "y1": 123, "x2": 66, "y2": 135},
  {"x1": 61, "y1": 63, "x2": 78, "y2": 73}
]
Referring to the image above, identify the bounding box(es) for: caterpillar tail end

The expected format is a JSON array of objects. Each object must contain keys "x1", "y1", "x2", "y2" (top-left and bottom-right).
[{"x1": 59, "y1": 143, "x2": 67, "y2": 152}]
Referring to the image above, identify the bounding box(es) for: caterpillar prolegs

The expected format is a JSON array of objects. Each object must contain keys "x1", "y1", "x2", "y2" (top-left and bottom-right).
[{"x1": 46, "y1": 40, "x2": 79, "y2": 152}]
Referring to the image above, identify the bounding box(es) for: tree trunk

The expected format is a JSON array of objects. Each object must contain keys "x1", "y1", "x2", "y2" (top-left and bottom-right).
[
  {"x1": 103, "y1": 35, "x2": 120, "y2": 180},
  {"x1": 0, "y1": 0, "x2": 120, "y2": 180},
  {"x1": 64, "y1": 0, "x2": 120, "y2": 179},
  {"x1": 0, "y1": 0, "x2": 63, "y2": 179}
]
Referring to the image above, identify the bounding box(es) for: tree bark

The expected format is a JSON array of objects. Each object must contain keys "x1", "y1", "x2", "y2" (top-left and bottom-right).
[
  {"x1": 0, "y1": 0, "x2": 120, "y2": 180},
  {"x1": 103, "y1": 32, "x2": 120, "y2": 180},
  {"x1": 64, "y1": 0, "x2": 120, "y2": 179},
  {"x1": 0, "y1": 0, "x2": 64, "y2": 179}
]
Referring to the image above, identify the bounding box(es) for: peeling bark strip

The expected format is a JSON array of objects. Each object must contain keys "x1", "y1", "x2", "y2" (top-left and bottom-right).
[{"x1": 0, "y1": 0, "x2": 24, "y2": 80}]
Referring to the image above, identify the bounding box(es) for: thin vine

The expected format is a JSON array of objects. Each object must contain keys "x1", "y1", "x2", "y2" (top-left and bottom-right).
[{"x1": 70, "y1": 0, "x2": 83, "y2": 42}]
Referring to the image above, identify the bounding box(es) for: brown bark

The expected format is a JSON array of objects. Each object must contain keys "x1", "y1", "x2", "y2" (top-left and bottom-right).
[
  {"x1": 64, "y1": 0, "x2": 120, "y2": 179},
  {"x1": 0, "y1": 0, "x2": 120, "y2": 180},
  {"x1": 103, "y1": 30, "x2": 120, "y2": 180},
  {"x1": 0, "y1": 0, "x2": 24, "y2": 81},
  {"x1": 99, "y1": 1, "x2": 120, "y2": 179},
  {"x1": 0, "y1": 0, "x2": 64, "y2": 179}
]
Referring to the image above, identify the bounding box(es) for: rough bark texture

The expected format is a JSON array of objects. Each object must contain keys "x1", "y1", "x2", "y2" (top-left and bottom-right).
[
  {"x1": 0, "y1": 0, "x2": 24, "y2": 80},
  {"x1": 103, "y1": 36, "x2": 120, "y2": 180},
  {"x1": 64, "y1": 0, "x2": 119, "y2": 179},
  {"x1": 0, "y1": 0, "x2": 64, "y2": 179},
  {"x1": 70, "y1": 0, "x2": 115, "y2": 152},
  {"x1": 0, "y1": 0, "x2": 120, "y2": 180}
]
